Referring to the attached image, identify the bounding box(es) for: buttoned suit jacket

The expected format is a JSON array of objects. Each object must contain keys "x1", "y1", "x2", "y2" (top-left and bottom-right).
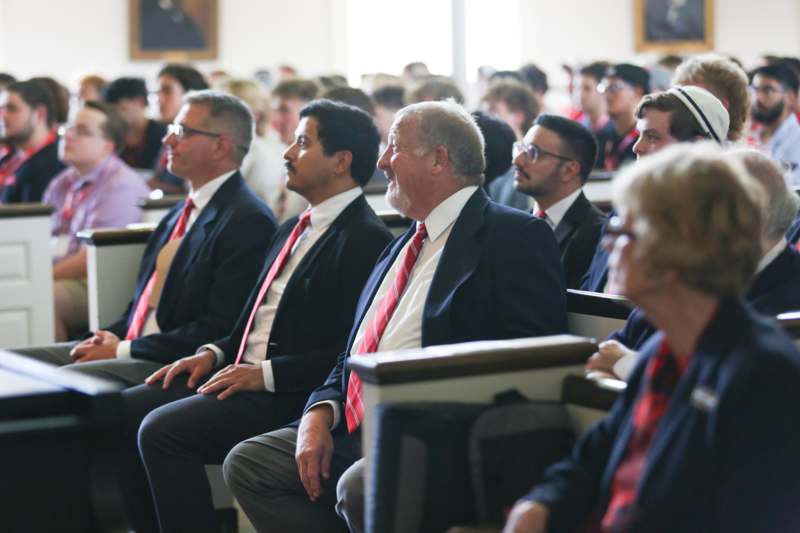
[
  {"x1": 105, "y1": 172, "x2": 277, "y2": 363},
  {"x1": 305, "y1": 188, "x2": 568, "y2": 426},
  {"x1": 554, "y1": 191, "x2": 606, "y2": 289},
  {"x1": 212, "y1": 195, "x2": 393, "y2": 394}
]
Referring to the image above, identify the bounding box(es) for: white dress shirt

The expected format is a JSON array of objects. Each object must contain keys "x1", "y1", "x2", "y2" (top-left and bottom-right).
[
  {"x1": 533, "y1": 188, "x2": 582, "y2": 231},
  {"x1": 116, "y1": 170, "x2": 237, "y2": 358},
  {"x1": 203, "y1": 187, "x2": 364, "y2": 391},
  {"x1": 317, "y1": 185, "x2": 479, "y2": 429}
]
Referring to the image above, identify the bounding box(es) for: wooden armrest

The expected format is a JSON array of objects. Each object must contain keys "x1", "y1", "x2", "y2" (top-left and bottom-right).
[
  {"x1": 567, "y1": 289, "x2": 631, "y2": 320},
  {"x1": 376, "y1": 210, "x2": 412, "y2": 229},
  {"x1": 137, "y1": 194, "x2": 186, "y2": 210},
  {"x1": 77, "y1": 225, "x2": 156, "y2": 246},
  {"x1": 778, "y1": 311, "x2": 800, "y2": 338},
  {"x1": 0, "y1": 203, "x2": 54, "y2": 218},
  {"x1": 588, "y1": 171, "x2": 614, "y2": 181},
  {"x1": 349, "y1": 334, "x2": 596, "y2": 386},
  {"x1": 562, "y1": 374, "x2": 622, "y2": 411}
]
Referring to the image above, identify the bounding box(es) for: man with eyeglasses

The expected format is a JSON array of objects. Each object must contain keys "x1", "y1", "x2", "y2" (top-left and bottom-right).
[
  {"x1": 513, "y1": 113, "x2": 605, "y2": 288},
  {"x1": 43, "y1": 101, "x2": 151, "y2": 341},
  {"x1": 749, "y1": 64, "x2": 800, "y2": 185},
  {"x1": 594, "y1": 63, "x2": 650, "y2": 171}
]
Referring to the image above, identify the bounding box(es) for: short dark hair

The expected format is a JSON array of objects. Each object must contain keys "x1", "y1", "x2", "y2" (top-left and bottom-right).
[
  {"x1": 83, "y1": 100, "x2": 128, "y2": 154},
  {"x1": 299, "y1": 99, "x2": 380, "y2": 186},
  {"x1": 533, "y1": 114, "x2": 598, "y2": 182},
  {"x1": 482, "y1": 80, "x2": 540, "y2": 133},
  {"x1": 6, "y1": 79, "x2": 57, "y2": 127},
  {"x1": 322, "y1": 87, "x2": 375, "y2": 116},
  {"x1": 272, "y1": 79, "x2": 320, "y2": 102},
  {"x1": 0, "y1": 72, "x2": 17, "y2": 88},
  {"x1": 489, "y1": 70, "x2": 524, "y2": 84},
  {"x1": 635, "y1": 91, "x2": 707, "y2": 141},
  {"x1": 157, "y1": 63, "x2": 209, "y2": 92},
  {"x1": 751, "y1": 63, "x2": 800, "y2": 94},
  {"x1": 372, "y1": 85, "x2": 405, "y2": 111},
  {"x1": 579, "y1": 61, "x2": 610, "y2": 83},
  {"x1": 30, "y1": 77, "x2": 70, "y2": 124},
  {"x1": 472, "y1": 110, "x2": 515, "y2": 185},
  {"x1": 104, "y1": 77, "x2": 149, "y2": 103},
  {"x1": 408, "y1": 77, "x2": 464, "y2": 104},
  {"x1": 520, "y1": 63, "x2": 549, "y2": 94}
]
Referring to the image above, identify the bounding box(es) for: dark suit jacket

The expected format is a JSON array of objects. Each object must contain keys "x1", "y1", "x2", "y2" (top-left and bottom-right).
[
  {"x1": 105, "y1": 172, "x2": 276, "y2": 363},
  {"x1": 610, "y1": 245, "x2": 800, "y2": 351},
  {"x1": 306, "y1": 188, "x2": 568, "y2": 424},
  {"x1": 529, "y1": 298, "x2": 800, "y2": 532},
  {"x1": 787, "y1": 215, "x2": 800, "y2": 245},
  {"x1": 213, "y1": 195, "x2": 393, "y2": 394},
  {"x1": 555, "y1": 191, "x2": 606, "y2": 289},
  {"x1": 1, "y1": 140, "x2": 66, "y2": 203},
  {"x1": 579, "y1": 209, "x2": 616, "y2": 292}
]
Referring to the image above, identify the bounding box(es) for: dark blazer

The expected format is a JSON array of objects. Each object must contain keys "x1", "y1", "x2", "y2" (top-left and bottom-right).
[
  {"x1": 306, "y1": 188, "x2": 568, "y2": 421},
  {"x1": 554, "y1": 191, "x2": 606, "y2": 289},
  {"x1": 579, "y1": 209, "x2": 616, "y2": 292},
  {"x1": 529, "y1": 298, "x2": 800, "y2": 532},
  {"x1": 105, "y1": 172, "x2": 276, "y2": 363},
  {"x1": 213, "y1": 195, "x2": 393, "y2": 394},
  {"x1": 786, "y1": 215, "x2": 800, "y2": 245},
  {"x1": 1, "y1": 140, "x2": 66, "y2": 203},
  {"x1": 610, "y1": 245, "x2": 800, "y2": 351}
]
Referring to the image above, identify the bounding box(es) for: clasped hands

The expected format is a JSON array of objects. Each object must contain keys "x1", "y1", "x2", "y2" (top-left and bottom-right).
[
  {"x1": 69, "y1": 330, "x2": 121, "y2": 362},
  {"x1": 145, "y1": 349, "x2": 264, "y2": 399}
]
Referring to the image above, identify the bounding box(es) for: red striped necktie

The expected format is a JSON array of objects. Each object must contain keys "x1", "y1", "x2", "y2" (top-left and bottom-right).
[
  {"x1": 125, "y1": 198, "x2": 195, "y2": 340},
  {"x1": 233, "y1": 210, "x2": 313, "y2": 364},
  {"x1": 345, "y1": 223, "x2": 428, "y2": 433}
]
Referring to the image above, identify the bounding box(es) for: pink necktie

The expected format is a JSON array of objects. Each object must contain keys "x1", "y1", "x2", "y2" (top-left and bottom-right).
[{"x1": 345, "y1": 223, "x2": 428, "y2": 432}]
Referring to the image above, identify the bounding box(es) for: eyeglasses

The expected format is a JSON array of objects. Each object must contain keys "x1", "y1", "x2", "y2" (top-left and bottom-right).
[
  {"x1": 58, "y1": 124, "x2": 104, "y2": 139},
  {"x1": 600, "y1": 215, "x2": 637, "y2": 250},
  {"x1": 166, "y1": 122, "x2": 222, "y2": 142},
  {"x1": 749, "y1": 84, "x2": 784, "y2": 97},
  {"x1": 512, "y1": 142, "x2": 574, "y2": 163},
  {"x1": 598, "y1": 80, "x2": 632, "y2": 94}
]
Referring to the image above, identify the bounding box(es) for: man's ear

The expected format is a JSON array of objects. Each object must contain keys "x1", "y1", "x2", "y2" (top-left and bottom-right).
[{"x1": 430, "y1": 145, "x2": 449, "y2": 175}]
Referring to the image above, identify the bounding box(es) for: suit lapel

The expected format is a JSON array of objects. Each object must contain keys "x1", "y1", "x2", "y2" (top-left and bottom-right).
[
  {"x1": 422, "y1": 188, "x2": 488, "y2": 345},
  {"x1": 553, "y1": 191, "x2": 589, "y2": 247}
]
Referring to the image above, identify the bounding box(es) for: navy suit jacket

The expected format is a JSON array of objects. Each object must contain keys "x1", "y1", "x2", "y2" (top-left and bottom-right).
[
  {"x1": 785, "y1": 215, "x2": 800, "y2": 245},
  {"x1": 579, "y1": 209, "x2": 615, "y2": 292},
  {"x1": 610, "y1": 245, "x2": 800, "y2": 351},
  {"x1": 305, "y1": 188, "x2": 567, "y2": 423},
  {"x1": 212, "y1": 195, "x2": 393, "y2": 394},
  {"x1": 529, "y1": 298, "x2": 800, "y2": 532},
  {"x1": 554, "y1": 191, "x2": 606, "y2": 289},
  {"x1": 0, "y1": 140, "x2": 66, "y2": 203},
  {"x1": 105, "y1": 172, "x2": 277, "y2": 363}
]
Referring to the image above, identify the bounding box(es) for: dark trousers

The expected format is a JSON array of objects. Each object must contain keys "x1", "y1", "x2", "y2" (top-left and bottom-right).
[{"x1": 128, "y1": 382, "x2": 308, "y2": 533}]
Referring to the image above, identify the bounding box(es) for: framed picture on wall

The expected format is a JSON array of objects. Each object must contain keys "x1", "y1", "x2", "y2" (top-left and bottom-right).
[
  {"x1": 634, "y1": 0, "x2": 714, "y2": 53},
  {"x1": 129, "y1": 0, "x2": 218, "y2": 60}
]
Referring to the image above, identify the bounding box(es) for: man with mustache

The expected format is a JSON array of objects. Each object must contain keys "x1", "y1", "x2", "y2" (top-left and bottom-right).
[{"x1": 750, "y1": 63, "x2": 800, "y2": 185}]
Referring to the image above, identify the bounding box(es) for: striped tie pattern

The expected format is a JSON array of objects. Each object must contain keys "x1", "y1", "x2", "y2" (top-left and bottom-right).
[{"x1": 344, "y1": 223, "x2": 428, "y2": 433}]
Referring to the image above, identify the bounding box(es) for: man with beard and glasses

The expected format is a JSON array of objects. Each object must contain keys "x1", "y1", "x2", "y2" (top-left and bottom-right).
[{"x1": 749, "y1": 64, "x2": 800, "y2": 185}]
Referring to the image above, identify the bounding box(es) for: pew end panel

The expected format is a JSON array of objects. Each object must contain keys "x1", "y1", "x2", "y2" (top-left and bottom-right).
[
  {"x1": 78, "y1": 226, "x2": 155, "y2": 331},
  {"x1": 567, "y1": 289, "x2": 631, "y2": 341},
  {"x1": 0, "y1": 204, "x2": 55, "y2": 348}
]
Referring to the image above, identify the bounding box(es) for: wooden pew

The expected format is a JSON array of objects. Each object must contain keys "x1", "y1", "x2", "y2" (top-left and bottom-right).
[
  {"x1": 778, "y1": 311, "x2": 800, "y2": 347},
  {"x1": 364, "y1": 178, "x2": 390, "y2": 213},
  {"x1": 567, "y1": 289, "x2": 631, "y2": 342},
  {"x1": 0, "y1": 203, "x2": 55, "y2": 348},
  {"x1": 585, "y1": 171, "x2": 613, "y2": 213},
  {"x1": 377, "y1": 210, "x2": 412, "y2": 237},
  {"x1": 139, "y1": 193, "x2": 185, "y2": 224}
]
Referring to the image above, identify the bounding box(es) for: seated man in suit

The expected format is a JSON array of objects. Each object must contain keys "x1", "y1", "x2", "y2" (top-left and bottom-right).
[
  {"x1": 16, "y1": 90, "x2": 276, "y2": 389},
  {"x1": 507, "y1": 143, "x2": 800, "y2": 533},
  {"x1": 513, "y1": 114, "x2": 605, "y2": 288},
  {"x1": 123, "y1": 100, "x2": 393, "y2": 533},
  {"x1": 223, "y1": 100, "x2": 568, "y2": 533},
  {"x1": 0, "y1": 79, "x2": 66, "y2": 203},
  {"x1": 587, "y1": 148, "x2": 800, "y2": 380},
  {"x1": 580, "y1": 85, "x2": 730, "y2": 292}
]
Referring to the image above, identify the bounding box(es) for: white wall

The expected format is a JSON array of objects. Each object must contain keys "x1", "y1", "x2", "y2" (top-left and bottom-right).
[{"x1": 0, "y1": 0, "x2": 799, "y2": 91}]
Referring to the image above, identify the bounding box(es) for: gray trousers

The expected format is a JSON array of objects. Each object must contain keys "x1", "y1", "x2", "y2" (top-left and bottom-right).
[{"x1": 224, "y1": 426, "x2": 366, "y2": 533}]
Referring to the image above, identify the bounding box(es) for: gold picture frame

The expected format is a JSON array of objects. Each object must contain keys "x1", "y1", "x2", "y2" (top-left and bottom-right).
[
  {"x1": 129, "y1": 0, "x2": 218, "y2": 61},
  {"x1": 634, "y1": 0, "x2": 714, "y2": 54}
]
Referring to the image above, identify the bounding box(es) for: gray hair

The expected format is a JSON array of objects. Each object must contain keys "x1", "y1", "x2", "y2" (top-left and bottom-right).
[
  {"x1": 184, "y1": 89, "x2": 254, "y2": 164},
  {"x1": 394, "y1": 100, "x2": 485, "y2": 185},
  {"x1": 731, "y1": 148, "x2": 800, "y2": 241}
]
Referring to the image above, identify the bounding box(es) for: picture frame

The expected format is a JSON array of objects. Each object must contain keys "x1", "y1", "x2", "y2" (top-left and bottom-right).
[
  {"x1": 634, "y1": 0, "x2": 714, "y2": 54},
  {"x1": 129, "y1": 0, "x2": 218, "y2": 61}
]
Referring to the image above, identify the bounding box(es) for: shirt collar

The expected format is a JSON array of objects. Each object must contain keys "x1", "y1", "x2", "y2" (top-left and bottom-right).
[
  {"x1": 421, "y1": 185, "x2": 478, "y2": 242},
  {"x1": 534, "y1": 188, "x2": 582, "y2": 229},
  {"x1": 66, "y1": 154, "x2": 120, "y2": 189},
  {"x1": 757, "y1": 237, "x2": 787, "y2": 273},
  {"x1": 769, "y1": 113, "x2": 800, "y2": 147},
  {"x1": 189, "y1": 170, "x2": 236, "y2": 213},
  {"x1": 307, "y1": 187, "x2": 362, "y2": 230}
]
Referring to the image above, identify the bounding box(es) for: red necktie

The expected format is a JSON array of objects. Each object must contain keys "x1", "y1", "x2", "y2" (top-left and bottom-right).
[
  {"x1": 233, "y1": 210, "x2": 313, "y2": 364},
  {"x1": 795, "y1": 240, "x2": 800, "y2": 253},
  {"x1": 534, "y1": 209, "x2": 547, "y2": 220},
  {"x1": 125, "y1": 198, "x2": 195, "y2": 340},
  {"x1": 345, "y1": 223, "x2": 428, "y2": 433}
]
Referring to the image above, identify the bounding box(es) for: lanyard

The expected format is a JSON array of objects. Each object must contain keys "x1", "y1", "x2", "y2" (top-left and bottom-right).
[
  {"x1": 1, "y1": 129, "x2": 58, "y2": 187},
  {"x1": 59, "y1": 156, "x2": 119, "y2": 231},
  {"x1": 604, "y1": 127, "x2": 639, "y2": 171}
]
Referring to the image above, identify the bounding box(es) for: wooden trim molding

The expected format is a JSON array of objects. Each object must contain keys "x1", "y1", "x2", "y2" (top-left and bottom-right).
[
  {"x1": 137, "y1": 195, "x2": 186, "y2": 210},
  {"x1": 0, "y1": 203, "x2": 54, "y2": 219},
  {"x1": 349, "y1": 334, "x2": 596, "y2": 385},
  {"x1": 376, "y1": 210, "x2": 412, "y2": 229},
  {"x1": 77, "y1": 225, "x2": 156, "y2": 246},
  {"x1": 562, "y1": 374, "x2": 622, "y2": 411},
  {"x1": 778, "y1": 311, "x2": 800, "y2": 338},
  {"x1": 567, "y1": 289, "x2": 632, "y2": 320}
]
